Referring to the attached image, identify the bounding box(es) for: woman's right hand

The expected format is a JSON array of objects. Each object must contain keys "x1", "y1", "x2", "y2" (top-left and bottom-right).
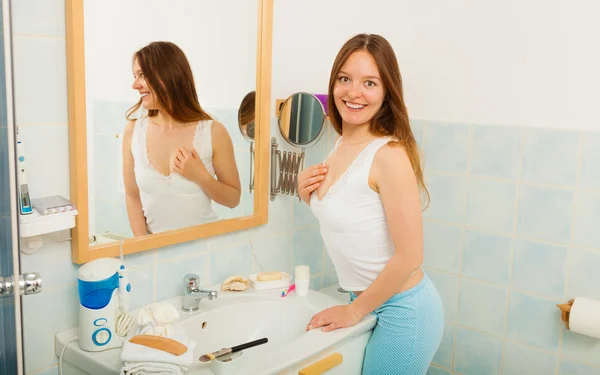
[{"x1": 298, "y1": 163, "x2": 328, "y2": 205}]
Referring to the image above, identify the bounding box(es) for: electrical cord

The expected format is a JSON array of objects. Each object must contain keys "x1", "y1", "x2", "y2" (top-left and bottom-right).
[{"x1": 58, "y1": 335, "x2": 78, "y2": 375}]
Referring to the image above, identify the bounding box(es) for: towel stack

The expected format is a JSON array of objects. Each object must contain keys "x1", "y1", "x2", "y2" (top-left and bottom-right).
[{"x1": 120, "y1": 303, "x2": 195, "y2": 375}]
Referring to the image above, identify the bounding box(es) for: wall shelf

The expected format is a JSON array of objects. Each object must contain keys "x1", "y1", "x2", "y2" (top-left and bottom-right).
[{"x1": 19, "y1": 209, "x2": 78, "y2": 238}]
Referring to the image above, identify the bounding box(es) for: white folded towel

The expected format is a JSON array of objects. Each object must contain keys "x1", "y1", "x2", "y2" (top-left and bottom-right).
[
  {"x1": 120, "y1": 332, "x2": 196, "y2": 375},
  {"x1": 120, "y1": 361, "x2": 183, "y2": 375}
]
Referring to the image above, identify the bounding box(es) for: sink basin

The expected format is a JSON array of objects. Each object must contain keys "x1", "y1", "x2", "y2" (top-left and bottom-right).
[{"x1": 56, "y1": 285, "x2": 377, "y2": 375}]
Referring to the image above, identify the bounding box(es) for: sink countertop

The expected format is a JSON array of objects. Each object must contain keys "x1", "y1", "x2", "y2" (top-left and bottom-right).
[{"x1": 56, "y1": 284, "x2": 375, "y2": 375}]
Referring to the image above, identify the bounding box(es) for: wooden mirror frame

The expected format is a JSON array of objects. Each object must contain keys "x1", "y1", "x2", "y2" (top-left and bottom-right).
[{"x1": 65, "y1": 0, "x2": 273, "y2": 264}]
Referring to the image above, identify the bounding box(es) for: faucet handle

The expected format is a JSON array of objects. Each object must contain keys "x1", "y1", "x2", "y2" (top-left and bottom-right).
[{"x1": 184, "y1": 274, "x2": 199, "y2": 291}]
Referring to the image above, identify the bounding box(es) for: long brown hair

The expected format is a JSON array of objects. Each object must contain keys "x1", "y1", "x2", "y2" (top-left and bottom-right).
[
  {"x1": 126, "y1": 41, "x2": 212, "y2": 123},
  {"x1": 327, "y1": 33, "x2": 429, "y2": 207}
]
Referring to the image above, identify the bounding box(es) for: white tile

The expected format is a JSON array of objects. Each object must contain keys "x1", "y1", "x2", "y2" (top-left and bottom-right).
[
  {"x1": 13, "y1": 35, "x2": 68, "y2": 125},
  {"x1": 17, "y1": 125, "x2": 70, "y2": 199}
]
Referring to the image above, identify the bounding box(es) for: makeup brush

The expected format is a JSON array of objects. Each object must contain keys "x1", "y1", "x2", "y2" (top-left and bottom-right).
[{"x1": 199, "y1": 337, "x2": 268, "y2": 362}]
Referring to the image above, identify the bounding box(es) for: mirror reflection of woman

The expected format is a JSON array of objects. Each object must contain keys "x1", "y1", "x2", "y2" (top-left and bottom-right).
[{"x1": 122, "y1": 41, "x2": 241, "y2": 236}]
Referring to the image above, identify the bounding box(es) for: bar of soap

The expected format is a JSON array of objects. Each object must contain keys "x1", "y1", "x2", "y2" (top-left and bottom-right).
[{"x1": 257, "y1": 271, "x2": 283, "y2": 281}]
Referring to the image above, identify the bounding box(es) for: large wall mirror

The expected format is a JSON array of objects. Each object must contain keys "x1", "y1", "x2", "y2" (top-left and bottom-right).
[{"x1": 66, "y1": 0, "x2": 273, "y2": 263}]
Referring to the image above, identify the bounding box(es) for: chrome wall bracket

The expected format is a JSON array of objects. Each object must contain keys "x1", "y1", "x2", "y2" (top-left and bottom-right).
[{"x1": 270, "y1": 137, "x2": 304, "y2": 201}]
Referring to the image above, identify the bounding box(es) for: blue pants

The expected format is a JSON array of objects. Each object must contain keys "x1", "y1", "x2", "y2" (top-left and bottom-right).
[{"x1": 350, "y1": 273, "x2": 444, "y2": 375}]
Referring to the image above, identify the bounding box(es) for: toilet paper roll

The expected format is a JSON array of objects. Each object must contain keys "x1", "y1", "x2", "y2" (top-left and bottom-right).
[{"x1": 569, "y1": 297, "x2": 600, "y2": 339}]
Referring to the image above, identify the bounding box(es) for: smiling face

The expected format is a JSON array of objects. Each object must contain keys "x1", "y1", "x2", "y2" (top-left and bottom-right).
[
  {"x1": 332, "y1": 50, "x2": 386, "y2": 129},
  {"x1": 131, "y1": 58, "x2": 158, "y2": 110}
]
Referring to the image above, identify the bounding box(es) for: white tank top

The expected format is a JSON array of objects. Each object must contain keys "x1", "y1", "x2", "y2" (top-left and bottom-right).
[
  {"x1": 130, "y1": 116, "x2": 219, "y2": 234},
  {"x1": 310, "y1": 136, "x2": 393, "y2": 291}
]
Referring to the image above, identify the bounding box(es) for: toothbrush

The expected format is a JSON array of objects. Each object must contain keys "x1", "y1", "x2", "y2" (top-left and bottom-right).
[
  {"x1": 281, "y1": 284, "x2": 295, "y2": 298},
  {"x1": 16, "y1": 141, "x2": 32, "y2": 215}
]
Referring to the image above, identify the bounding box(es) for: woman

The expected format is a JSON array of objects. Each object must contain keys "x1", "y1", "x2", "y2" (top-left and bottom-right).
[
  {"x1": 299, "y1": 34, "x2": 444, "y2": 374},
  {"x1": 122, "y1": 41, "x2": 241, "y2": 236}
]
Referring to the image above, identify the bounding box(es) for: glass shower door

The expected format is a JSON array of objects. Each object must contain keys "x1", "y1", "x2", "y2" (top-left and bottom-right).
[{"x1": 0, "y1": 1, "x2": 23, "y2": 374}]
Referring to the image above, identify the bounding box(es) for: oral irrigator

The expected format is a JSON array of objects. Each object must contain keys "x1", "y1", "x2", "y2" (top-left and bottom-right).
[{"x1": 77, "y1": 257, "x2": 133, "y2": 351}]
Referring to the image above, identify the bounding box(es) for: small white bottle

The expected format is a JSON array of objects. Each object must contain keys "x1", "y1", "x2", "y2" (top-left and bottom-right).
[{"x1": 295, "y1": 265, "x2": 310, "y2": 297}]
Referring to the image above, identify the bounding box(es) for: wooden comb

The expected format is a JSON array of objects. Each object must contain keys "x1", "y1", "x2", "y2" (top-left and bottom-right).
[{"x1": 129, "y1": 335, "x2": 188, "y2": 356}]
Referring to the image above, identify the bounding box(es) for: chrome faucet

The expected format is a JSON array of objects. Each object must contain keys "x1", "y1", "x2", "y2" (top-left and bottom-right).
[{"x1": 182, "y1": 274, "x2": 218, "y2": 313}]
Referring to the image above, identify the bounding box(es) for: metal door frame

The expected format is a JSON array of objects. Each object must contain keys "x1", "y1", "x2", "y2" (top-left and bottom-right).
[{"x1": 3, "y1": 0, "x2": 25, "y2": 372}]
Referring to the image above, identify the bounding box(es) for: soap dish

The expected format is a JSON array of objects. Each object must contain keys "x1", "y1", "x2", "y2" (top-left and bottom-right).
[{"x1": 248, "y1": 272, "x2": 292, "y2": 290}]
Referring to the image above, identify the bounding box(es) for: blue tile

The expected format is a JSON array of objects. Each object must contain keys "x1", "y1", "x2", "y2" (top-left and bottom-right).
[
  {"x1": 516, "y1": 185, "x2": 573, "y2": 244},
  {"x1": 567, "y1": 249, "x2": 600, "y2": 301},
  {"x1": 156, "y1": 253, "x2": 210, "y2": 301},
  {"x1": 572, "y1": 192, "x2": 600, "y2": 251},
  {"x1": 157, "y1": 238, "x2": 208, "y2": 260},
  {"x1": 453, "y1": 327, "x2": 503, "y2": 375},
  {"x1": 457, "y1": 279, "x2": 507, "y2": 336},
  {"x1": 304, "y1": 135, "x2": 328, "y2": 168},
  {"x1": 506, "y1": 291, "x2": 562, "y2": 351},
  {"x1": 19, "y1": 238, "x2": 78, "y2": 289},
  {"x1": 561, "y1": 329, "x2": 600, "y2": 367},
  {"x1": 322, "y1": 269, "x2": 339, "y2": 288},
  {"x1": 209, "y1": 243, "x2": 253, "y2": 286},
  {"x1": 559, "y1": 360, "x2": 600, "y2": 375},
  {"x1": 323, "y1": 248, "x2": 335, "y2": 270},
  {"x1": 427, "y1": 366, "x2": 451, "y2": 375},
  {"x1": 251, "y1": 233, "x2": 292, "y2": 275},
  {"x1": 580, "y1": 132, "x2": 600, "y2": 190},
  {"x1": 465, "y1": 177, "x2": 517, "y2": 234},
  {"x1": 423, "y1": 221, "x2": 462, "y2": 274},
  {"x1": 502, "y1": 341, "x2": 557, "y2": 375},
  {"x1": 256, "y1": 194, "x2": 294, "y2": 235},
  {"x1": 22, "y1": 285, "x2": 78, "y2": 372},
  {"x1": 294, "y1": 196, "x2": 319, "y2": 229},
  {"x1": 310, "y1": 275, "x2": 323, "y2": 290},
  {"x1": 423, "y1": 173, "x2": 467, "y2": 224},
  {"x1": 123, "y1": 248, "x2": 156, "y2": 269},
  {"x1": 423, "y1": 122, "x2": 470, "y2": 173},
  {"x1": 128, "y1": 265, "x2": 154, "y2": 310},
  {"x1": 511, "y1": 239, "x2": 567, "y2": 298},
  {"x1": 461, "y1": 230, "x2": 512, "y2": 284},
  {"x1": 432, "y1": 324, "x2": 454, "y2": 368},
  {"x1": 470, "y1": 125, "x2": 521, "y2": 179},
  {"x1": 427, "y1": 270, "x2": 459, "y2": 322},
  {"x1": 521, "y1": 128, "x2": 580, "y2": 187},
  {"x1": 292, "y1": 228, "x2": 323, "y2": 275}
]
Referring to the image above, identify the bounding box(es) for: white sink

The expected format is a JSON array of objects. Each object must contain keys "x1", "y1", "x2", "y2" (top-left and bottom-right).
[{"x1": 56, "y1": 285, "x2": 376, "y2": 375}]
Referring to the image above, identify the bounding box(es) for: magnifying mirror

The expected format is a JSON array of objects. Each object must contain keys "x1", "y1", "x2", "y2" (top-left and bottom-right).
[{"x1": 277, "y1": 92, "x2": 325, "y2": 147}]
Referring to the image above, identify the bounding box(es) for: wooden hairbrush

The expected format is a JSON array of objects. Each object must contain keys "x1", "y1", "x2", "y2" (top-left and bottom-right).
[{"x1": 129, "y1": 335, "x2": 188, "y2": 356}]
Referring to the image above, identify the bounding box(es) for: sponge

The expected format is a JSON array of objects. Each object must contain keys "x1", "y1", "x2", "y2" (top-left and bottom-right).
[{"x1": 257, "y1": 271, "x2": 283, "y2": 281}]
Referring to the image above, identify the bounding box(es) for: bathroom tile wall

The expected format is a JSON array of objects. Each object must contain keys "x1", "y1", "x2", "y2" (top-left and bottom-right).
[
  {"x1": 418, "y1": 119, "x2": 600, "y2": 375},
  {"x1": 10, "y1": 3, "x2": 337, "y2": 374}
]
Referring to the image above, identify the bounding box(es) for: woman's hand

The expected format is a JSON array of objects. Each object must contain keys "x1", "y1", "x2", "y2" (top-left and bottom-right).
[
  {"x1": 298, "y1": 163, "x2": 328, "y2": 204},
  {"x1": 173, "y1": 148, "x2": 210, "y2": 183},
  {"x1": 306, "y1": 305, "x2": 362, "y2": 332}
]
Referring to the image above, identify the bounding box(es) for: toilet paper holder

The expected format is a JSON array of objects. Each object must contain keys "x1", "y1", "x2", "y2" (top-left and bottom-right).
[{"x1": 556, "y1": 299, "x2": 574, "y2": 329}]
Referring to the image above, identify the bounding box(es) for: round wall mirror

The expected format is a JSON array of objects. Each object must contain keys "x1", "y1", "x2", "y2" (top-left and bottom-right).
[
  {"x1": 278, "y1": 92, "x2": 325, "y2": 147},
  {"x1": 238, "y1": 91, "x2": 256, "y2": 141}
]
